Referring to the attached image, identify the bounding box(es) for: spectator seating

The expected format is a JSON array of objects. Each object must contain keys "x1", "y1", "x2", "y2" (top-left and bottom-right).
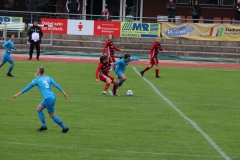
[
  {"x1": 222, "y1": 18, "x2": 231, "y2": 24},
  {"x1": 186, "y1": 16, "x2": 193, "y2": 23},
  {"x1": 199, "y1": 16, "x2": 204, "y2": 23},
  {"x1": 231, "y1": 18, "x2": 239, "y2": 24},
  {"x1": 213, "y1": 17, "x2": 221, "y2": 23},
  {"x1": 178, "y1": 15, "x2": 185, "y2": 23}
]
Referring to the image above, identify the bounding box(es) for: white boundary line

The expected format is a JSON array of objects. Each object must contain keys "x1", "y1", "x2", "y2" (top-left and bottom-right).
[
  {"x1": 0, "y1": 140, "x2": 224, "y2": 159},
  {"x1": 5, "y1": 97, "x2": 167, "y2": 104},
  {"x1": 132, "y1": 67, "x2": 231, "y2": 160}
]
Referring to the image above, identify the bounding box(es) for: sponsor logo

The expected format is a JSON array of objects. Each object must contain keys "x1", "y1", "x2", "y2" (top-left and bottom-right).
[
  {"x1": 209, "y1": 27, "x2": 224, "y2": 37},
  {"x1": 121, "y1": 23, "x2": 160, "y2": 38},
  {"x1": 122, "y1": 23, "x2": 159, "y2": 32},
  {"x1": 94, "y1": 21, "x2": 121, "y2": 36},
  {"x1": 78, "y1": 22, "x2": 83, "y2": 31},
  {"x1": 165, "y1": 26, "x2": 194, "y2": 36}
]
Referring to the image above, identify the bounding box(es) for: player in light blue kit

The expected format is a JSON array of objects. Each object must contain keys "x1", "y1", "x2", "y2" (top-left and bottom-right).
[
  {"x1": 13, "y1": 66, "x2": 69, "y2": 133},
  {"x1": 1, "y1": 34, "x2": 17, "y2": 77},
  {"x1": 109, "y1": 54, "x2": 139, "y2": 96}
]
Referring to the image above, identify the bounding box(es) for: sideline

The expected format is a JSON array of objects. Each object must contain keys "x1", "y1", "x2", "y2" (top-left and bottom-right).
[{"x1": 132, "y1": 67, "x2": 231, "y2": 160}]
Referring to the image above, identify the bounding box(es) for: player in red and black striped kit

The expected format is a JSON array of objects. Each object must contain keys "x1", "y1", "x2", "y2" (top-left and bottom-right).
[
  {"x1": 95, "y1": 55, "x2": 119, "y2": 96},
  {"x1": 140, "y1": 37, "x2": 165, "y2": 78},
  {"x1": 102, "y1": 34, "x2": 124, "y2": 65}
]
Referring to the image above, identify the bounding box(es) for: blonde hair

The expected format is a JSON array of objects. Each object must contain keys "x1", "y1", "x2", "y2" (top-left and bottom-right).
[{"x1": 35, "y1": 66, "x2": 44, "y2": 77}]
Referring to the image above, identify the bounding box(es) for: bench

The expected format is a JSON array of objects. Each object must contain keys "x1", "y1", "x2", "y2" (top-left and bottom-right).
[{"x1": 0, "y1": 22, "x2": 25, "y2": 42}]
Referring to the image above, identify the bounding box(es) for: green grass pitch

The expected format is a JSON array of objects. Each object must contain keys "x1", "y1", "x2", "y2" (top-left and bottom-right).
[{"x1": 0, "y1": 61, "x2": 239, "y2": 160}]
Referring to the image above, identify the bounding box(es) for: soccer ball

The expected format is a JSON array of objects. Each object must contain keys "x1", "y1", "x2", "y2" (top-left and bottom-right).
[{"x1": 126, "y1": 90, "x2": 133, "y2": 96}]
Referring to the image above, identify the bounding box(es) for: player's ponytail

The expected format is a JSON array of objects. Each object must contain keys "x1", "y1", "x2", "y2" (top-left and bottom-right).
[{"x1": 35, "y1": 66, "x2": 45, "y2": 77}]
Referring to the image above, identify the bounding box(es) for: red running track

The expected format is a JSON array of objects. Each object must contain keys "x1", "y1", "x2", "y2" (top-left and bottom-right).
[{"x1": 11, "y1": 54, "x2": 240, "y2": 70}]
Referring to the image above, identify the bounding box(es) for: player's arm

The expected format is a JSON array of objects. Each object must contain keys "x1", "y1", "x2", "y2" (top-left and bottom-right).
[
  {"x1": 51, "y1": 78, "x2": 68, "y2": 99},
  {"x1": 149, "y1": 43, "x2": 156, "y2": 59},
  {"x1": 130, "y1": 57, "x2": 140, "y2": 61},
  {"x1": 159, "y1": 45, "x2": 166, "y2": 53},
  {"x1": 114, "y1": 45, "x2": 123, "y2": 53},
  {"x1": 102, "y1": 41, "x2": 110, "y2": 55},
  {"x1": 12, "y1": 44, "x2": 17, "y2": 50},
  {"x1": 108, "y1": 63, "x2": 114, "y2": 71},
  {"x1": 95, "y1": 63, "x2": 103, "y2": 83},
  {"x1": 113, "y1": 59, "x2": 123, "y2": 66},
  {"x1": 13, "y1": 80, "x2": 36, "y2": 98},
  {"x1": 2, "y1": 41, "x2": 10, "y2": 53}
]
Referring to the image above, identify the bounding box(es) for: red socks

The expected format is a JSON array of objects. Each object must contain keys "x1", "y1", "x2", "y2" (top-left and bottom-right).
[
  {"x1": 113, "y1": 84, "x2": 118, "y2": 95},
  {"x1": 143, "y1": 67, "x2": 150, "y2": 72},
  {"x1": 104, "y1": 83, "x2": 110, "y2": 91},
  {"x1": 155, "y1": 69, "x2": 159, "y2": 77}
]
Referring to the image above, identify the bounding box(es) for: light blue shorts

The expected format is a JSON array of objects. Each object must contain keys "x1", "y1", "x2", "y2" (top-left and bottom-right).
[
  {"x1": 40, "y1": 96, "x2": 56, "y2": 113},
  {"x1": 2, "y1": 52, "x2": 14, "y2": 64},
  {"x1": 115, "y1": 71, "x2": 124, "y2": 78}
]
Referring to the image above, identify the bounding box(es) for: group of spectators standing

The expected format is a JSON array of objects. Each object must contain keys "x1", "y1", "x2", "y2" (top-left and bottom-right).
[
  {"x1": 166, "y1": 0, "x2": 202, "y2": 23},
  {"x1": 3, "y1": 0, "x2": 240, "y2": 23},
  {"x1": 167, "y1": 0, "x2": 240, "y2": 23}
]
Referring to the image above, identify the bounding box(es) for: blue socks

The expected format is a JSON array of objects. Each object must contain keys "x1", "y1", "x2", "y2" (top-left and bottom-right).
[
  {"x1": 37, "y1": 110, "x2": 46, "y2": 127},
  {"x1": 8, "y1": 65, "x2": 13, "y2": 74},
  {"x1": 52, "y1": 115, "x2": 67, "y2": 129},
  {"x1": 118, "y1": 79, "x2": 125, "y2": 87}
]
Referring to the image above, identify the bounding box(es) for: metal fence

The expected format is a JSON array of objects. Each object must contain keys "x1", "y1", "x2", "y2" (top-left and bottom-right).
[{"x1": 0, "y1": 10, "x2": 236, "y2": 24}]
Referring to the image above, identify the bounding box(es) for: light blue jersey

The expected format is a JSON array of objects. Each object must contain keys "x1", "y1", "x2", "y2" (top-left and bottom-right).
[
  {"x1": 113, "y1": 57, "x2": 139, "y2": 74},
  {"x1": 2, "y1": 39, "x2": 15, "y2": 54},
  {"x1": 21, "y1": 75, "x2": 63, "y2": 99}
]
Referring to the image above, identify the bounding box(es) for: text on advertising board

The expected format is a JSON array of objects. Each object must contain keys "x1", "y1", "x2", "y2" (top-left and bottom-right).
[
  {"x1": 121, "y1": 22, "x2": 160, "y2": 38},
  {"x1": 40, "y1": 18, "x2": 68, "y2": 34}
]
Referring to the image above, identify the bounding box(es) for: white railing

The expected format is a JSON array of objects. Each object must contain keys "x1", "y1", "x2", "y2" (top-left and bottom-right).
[{"x1": 0, "y1": 22, "x2": 25, "y2": 42}]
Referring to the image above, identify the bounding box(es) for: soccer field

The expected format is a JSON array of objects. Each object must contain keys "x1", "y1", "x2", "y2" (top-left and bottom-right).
[{"x1": 0, "y1": 60, "x2": 239, "y2": 160}]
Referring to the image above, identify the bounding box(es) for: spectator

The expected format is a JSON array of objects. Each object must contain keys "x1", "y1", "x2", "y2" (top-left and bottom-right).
[
  {"x1": 166, "y1": 0, "x2": 177, "y2": 23},
  {"x1": 233, "y1": 0, "x2": 240, "y2": 24},
  {"x1": 101, "y1": 8, "x2": 111, "y2": 21},
  {"x1": 27, "y1": 20, "x2": 43, "y2": 61},
  {"x1": 66, "y1": 0, "x2": 80, "y2": 19},
  {"x1": 191, "y1": 0, "x2": 202, "y2": 23},
  {"x1": 4, "y1": 0, "x2": 14, "y2": 16},
  {"x1": 26, "y1": 0, "x2": 38, "y2": 24}
]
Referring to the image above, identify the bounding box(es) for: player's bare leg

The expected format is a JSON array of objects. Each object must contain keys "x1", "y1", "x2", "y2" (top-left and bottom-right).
[
  {"x1": 0, "y1": 62, "x2": 5, "y2": 68},
  {"x1": 103, "y1": 78, "x2": 112, "y2": 95},
  {"x1": 141, "y1": 64, "x2": 153, "y2": 77}
]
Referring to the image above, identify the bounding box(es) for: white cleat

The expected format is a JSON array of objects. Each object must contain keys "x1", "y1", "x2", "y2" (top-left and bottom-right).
[
  {"x1": 102, "y1": 91, "x2": 107, "y2": 95},
  {"x1": 109, "y1": 90, "x2": 113, "y2": 95}
]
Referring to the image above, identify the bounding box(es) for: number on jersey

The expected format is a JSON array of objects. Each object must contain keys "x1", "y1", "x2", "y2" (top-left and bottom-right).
[{"x1": 43, "y1": 80, "x2": 50, "y2": 88}]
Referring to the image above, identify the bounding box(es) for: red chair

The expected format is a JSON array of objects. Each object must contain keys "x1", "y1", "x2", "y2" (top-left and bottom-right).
[
  {"x1": 213, "y1": 17, "x2": 221, "y2": 23},
  {"x1": 199, "y1": 16, "x2": 204, "y2": 23},
  {"x1": 186, "y1": 16, "x2": 193, "y2": 23},
  {"x1": 178, "y1": 15, "x2": 185, "y2": 23},
  {"x1": 223, "y1": 18, "x2": 231, "y2": 24},
  {"x1": 232, "y1": 18, "x2": 239, "y2": 24}
]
